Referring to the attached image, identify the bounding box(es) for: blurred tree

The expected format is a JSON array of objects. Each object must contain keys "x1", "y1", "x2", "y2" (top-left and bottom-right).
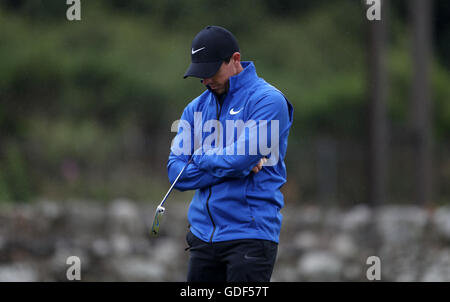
[
  {"x1": 367, "y1": 0, "x2": 389, "y2": 206},
  {"x1": 410, "y1": 0, "x2": 433, "y2": 205},
  {"x1": 262, "y1": 0, "x2": 324, "y2": 17},
  {"x1": 434, "y1": 1, "x2": 450, "y2": 69},
  {"x1": 0, "y1": 0, "x2": 449, "y2": 203}
]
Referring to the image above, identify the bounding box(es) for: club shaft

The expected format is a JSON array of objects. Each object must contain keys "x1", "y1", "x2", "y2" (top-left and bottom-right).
[{"x1": 159, "y1": 158, "x2": 192, "y2": 208}]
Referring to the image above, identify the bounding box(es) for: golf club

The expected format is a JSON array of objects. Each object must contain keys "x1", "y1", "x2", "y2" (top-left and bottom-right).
[{"x1": 151, "y1": 158, "x2": 192, "y2": 236}]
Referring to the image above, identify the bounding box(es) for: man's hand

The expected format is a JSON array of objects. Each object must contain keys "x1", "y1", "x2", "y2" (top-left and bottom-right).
[{"x1": 252, "y1": 157, "x2": 268, "y2": 174}]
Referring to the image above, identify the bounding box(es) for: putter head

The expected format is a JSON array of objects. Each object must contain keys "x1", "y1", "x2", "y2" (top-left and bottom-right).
[{"x1": 151, "y1": 206, "x2": 165, "y2": 236}]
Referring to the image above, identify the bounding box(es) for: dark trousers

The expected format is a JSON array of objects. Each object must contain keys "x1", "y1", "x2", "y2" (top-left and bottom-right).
[{"x1": 186, "y1": 230, "x2": 278, "y2": 282}]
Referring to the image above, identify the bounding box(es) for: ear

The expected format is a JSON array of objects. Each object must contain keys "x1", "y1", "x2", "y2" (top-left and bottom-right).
[{"x1": 231, "y1": 52, "x2": 241, "y2": 63}]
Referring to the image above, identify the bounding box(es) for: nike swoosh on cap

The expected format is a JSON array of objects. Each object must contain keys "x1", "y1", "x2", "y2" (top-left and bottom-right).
[
  {"x1": 191, "y1": 47, "x2": 206, "y2": 54},
  {"x1": 229, "y1": 108, "x2": 243, "y2": 115}
]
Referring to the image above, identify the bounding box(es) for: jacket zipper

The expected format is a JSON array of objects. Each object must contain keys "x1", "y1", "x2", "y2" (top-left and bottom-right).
[
  {"x1": 205, "y1": 187, "x2": 215, "y2": 242},
  {"x1": 206, "y1": 97, "x2": 223, "y2": 242}
]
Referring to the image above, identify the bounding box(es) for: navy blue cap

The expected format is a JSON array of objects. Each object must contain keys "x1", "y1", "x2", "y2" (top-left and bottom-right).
[{"x1": 184, "y1": 26, "x2": 240, "y2": 79}]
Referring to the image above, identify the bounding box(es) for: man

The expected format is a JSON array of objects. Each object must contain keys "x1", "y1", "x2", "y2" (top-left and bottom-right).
[{"x1": 168, "y1": 25, "x2": 293, "y2": 282}]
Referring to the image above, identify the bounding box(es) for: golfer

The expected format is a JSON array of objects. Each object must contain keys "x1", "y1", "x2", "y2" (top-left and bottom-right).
[{"x1": 168, "y1": 25, "x2": 293, "y2": 282}]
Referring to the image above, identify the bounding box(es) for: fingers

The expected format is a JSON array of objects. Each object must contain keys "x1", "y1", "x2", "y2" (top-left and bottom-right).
[
  {"x1": 252, "y1": 157, "x2": 267, "y2": 174},
  {"x1": 252, "y1": 163, "x2": 261, "y2": 173}
]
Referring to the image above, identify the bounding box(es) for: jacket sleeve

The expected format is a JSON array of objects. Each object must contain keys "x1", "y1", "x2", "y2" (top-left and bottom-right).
[
  {"x1": 193, "y1": 91, "x2": 290, "y2": 178},
  {"x1": 167, "y1": 105, "x2": 224, "y2": 191}
]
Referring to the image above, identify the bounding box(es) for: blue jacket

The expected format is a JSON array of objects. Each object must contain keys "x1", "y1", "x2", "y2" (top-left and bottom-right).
[{"x1": 168, "y1": 61, "x2": 293, "y2": 243}]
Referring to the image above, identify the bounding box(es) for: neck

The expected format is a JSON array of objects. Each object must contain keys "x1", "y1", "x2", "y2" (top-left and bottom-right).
[{"x1": 234, "y1": 63, "x2": 244, "y2": 76}]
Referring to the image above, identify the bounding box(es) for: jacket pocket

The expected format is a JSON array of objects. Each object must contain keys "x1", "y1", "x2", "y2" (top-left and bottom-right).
[{"x1": 210, "y1": 178, "x2": 254, "y2": 226}]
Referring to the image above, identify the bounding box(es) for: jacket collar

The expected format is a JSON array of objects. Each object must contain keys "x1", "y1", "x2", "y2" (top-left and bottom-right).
[{"x1": 228, "y1": 61, "x2": 257, "y2": 93}]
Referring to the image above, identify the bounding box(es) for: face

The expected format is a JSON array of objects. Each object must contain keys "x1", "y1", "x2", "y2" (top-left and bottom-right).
[{"x1": 202, "y1": 52, "x2": 243, "y2": 95}]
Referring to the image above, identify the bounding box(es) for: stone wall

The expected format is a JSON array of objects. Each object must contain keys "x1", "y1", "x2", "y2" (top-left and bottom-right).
[{"x1": 0, "y1": 200, "x2": 449, "y2": 281}]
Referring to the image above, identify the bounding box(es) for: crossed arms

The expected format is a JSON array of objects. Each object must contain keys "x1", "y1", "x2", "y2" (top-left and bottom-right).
[{"x1": 167, "y1": 93, "x2": 288, "y2": 191}]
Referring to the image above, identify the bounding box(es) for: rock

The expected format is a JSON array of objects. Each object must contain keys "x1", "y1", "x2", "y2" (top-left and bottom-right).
[
  {"x1": 272, "y1": 266, "x2": 299, "y2": 282},
  {"x1": 65, "y1": 202, "x2": 106, "y2": 232},
  {"x1": 342, "y1": 262, "x2": 362, "y2": 281},
  {"x1": 330, "y1": 234, "x2": 357, "y2": 259},
  {"x1": 36, "y1": 200, "x2": 61, "y2": 221},
  {"x1": 110, "y1": 234, "x2": 133, "y2": 256},
  {"x1": 323, "y1": 208, "x2": 343, "y2": 230},
  {"x1": 91, "y1": 239, "x2": 111, "y2": 258},
  {"x1": 112, "y1": 257, "x2": 166, "y2": 281},
  {"x1": 152, "y1": 238, "x2": 184, "y2": 267},
  {"x1": 341, "y1": 204, "x2": 371, "y2": 232},
  {"x1": 108, "y1": 199, "x2": 142, "y2": 234},
  {"x1": 421, "y1": 249, "x2": 450, "y2": 282},
  {"x1": 286, "y1": 206, "x2": 322, "y2": 229},
  {"x1": 432, "y1": 206, "x2": 450, "y2": 242},
  {"x1": 293, "y1": 231, "x2": 321, "y2": 251},
  {"x1": 0, "y1": 263, "x2": 38, "y2": 282},
  {"x1": 297, "y1": 251, "x2": 343, "y2": 281},
  {"x1": 375, "y1": 205, "x2": 428, "y2": 245}
]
